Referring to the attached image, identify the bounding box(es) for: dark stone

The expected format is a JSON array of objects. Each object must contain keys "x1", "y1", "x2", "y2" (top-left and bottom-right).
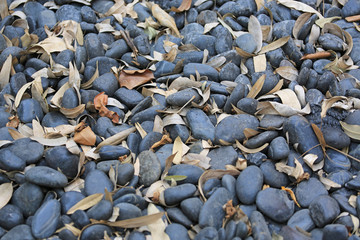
[
  {"x1": 165, "y1": 223, "x2": 190, "y2": 240},
  {"x1": 167, "y1": 164, "x2": 204, "y2": 185},
  {"x1": 138, "y1": 150, "x2": 161, "y2": 187},
  {"x1": 17, "y1": 99, "x2": 44, "y2": 123},
  {"x1": 0, "y1": 224, "x2": 34, "y2": 240},
  {"x1": 85, "y1": 33, "x2": 105, "y2": 59},
  {"x1": 166, "y1": 207, "x2": 193, "y2": 228},
  {"x1": 31, "y1": 199, "x2": 60, "y2": 239},
  {"x1": 183, "y1": 63, "x2": 219, "y2": 82},
  {"x1": 98, "y1": 145, "x2": 130, "y2": 160},
  {"x1": 295, "y1": 177, "x2": 328, "y2": 208},
  {"x1": 250, "y1": 211, "x2": 272, "y2": 240},
  {"x1": 0, "y1": 148, "x2": 26, "y2": 171},
  {"x1": 268, "y1": 136, "x2": 290, "y2": 160},
  {"x1": 166, "y1": 88, "x2": 202, "y2": 107},
  {"x1": 60, "y1": 191, "x2": 85, "y2": 214},
  {"x1": 87, "y1": 200, "x2": 113, "y2": 220},
  {"x1": 114, "y1": 87, "x2": 144, "y2": 109},
  {"x1": 342, "y1": 0, "x2": 360, "y2": 17},
  {"x1": 25, "y1": 166, "x2": 68, "y2": 188},
  {"x1": 235, "y1": 33, "x2": 257, "y2": 53},
  {"x1": 116, "y1": 163, "x2": 134, "y2": 186},
  {"x1": 180, "y1": 197, "x2": 203, "y2": 223},
  {"x1": 0, "y1": 204, "x2": 23, "y2": 230},
  {"x1": 93, "y1": 73, "x2": 119, "y2": 96},
  {"x1": 80, "y1": 224, "x2": 113, "y2": 240},
  {"x1": 186, "y1": 108, "x2": 215, "y2": 142},
  {"x1": 245, "y1": 130, "x2": 278, "y2": 149},
  {"x1": 45, "y1": 146, "x2": 79, "y2": 178},
  {"x1": 287, "y1": 209, "x2": 315, "y2": 232},
  {"x1": 42, "y1": 111, "x2": 68, "y2": 127},
  {"x1": 208, "y1": 146, "x2": 238, "y2": 170},
  {"x1": 309, "y1": 195, "x2": 340, "y2": 227},
  {"x1": 236, "y1": 166, "x2": 263, "y2": 205},
  {"x1": 260, "y1": 161, "x2": 289, "y2": 188},
  {"x1": 84, "y1": 170, "x2": 114, "y2": 195},
  {"x1": 56, "y1": 5, "x2": 82, "y2": 22},
  {"x1": 324, "y1": 149, "x2": 351, "y2": 173}
]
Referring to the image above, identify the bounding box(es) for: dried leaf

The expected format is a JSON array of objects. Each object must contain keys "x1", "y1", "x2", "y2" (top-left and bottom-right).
[
  {"x1": 64, "y1": 224, "x2": 81, "y2": 237},
  {"x1": 81, "y1": 62, "x2": 99, "y2": 89},
  {"x1": 102, "y1": 212, "x2": 165, "y2": 228},
  {"x1": 152, "y1": 3, "x2": 181, "y2": 37},
  {"x1": 67, "y1": 193, "x2": 104, "y2": 214},
  {"x1": 0, "y1": 182, "x2": 13, "y2": 209},
  {"x1": 8, "y1": 128, "x2": 25, "y2": 140},
  {"x1": 258, "y1": 36, "x2": 290, "y2": 54},
  {"x1": 203, "y1": 22, "x2": 219, "y2": 34},
  {"x1": 6, "y1": 116, "x2": 20, "y2": 128},
  {"x1": 266, "y1": 79, "x2": 284, "y2": 95},
  {"x1": 301, "y1": 51, "x2": 332, "y2": 60},
  {"x1": 293, "y1": 13, "x2": 312, "y2": 39},
  {"x1": 308, "y1": 24, "x2": 320, "y2": 45},
  {"x1": 277, "y1": 0, "x2": 323, "y2": 18},
  {"x1": 0, "y1": 54, "x2": 13, "y2": 90},
  {"x1": 147, "y1": 203, "x2": 170, "y2": 239},
  {"x1": 235, "y1": 47, "x2": 255, "y2": 58},
  {"x1": 318, "y1": 170, "x2": 341, "y2": 190},
  {"x1": 170, "y1": 0, "x2": 192, "y2": 12},
  {"x1": 74, "y1": 126, "x2": 96, "y2": 146},
  {"x1": 28, "y1": 36, "x2": 67, "y2": 55},
  {"x1": 119, "y1": 69, "x2": 155, "y2": 90},
  {"x1": 163, "y1": 114, "x2": 186, "y2": 127},
  {"x1": 256, "y1": 101, "x2": 311, "y2": 116},
  {"x1": 236, "y1": 140, "x2": 269, "y2": 154},
  {"x1": 281, "y1": 186, "x2": 300, "y2": 207},
  {"x1": 275, "y1": 159, "x2": 304, "y2": 181},
  {"x1": 315, "y1": 16, "x2": 342, "y2": 28},
  {"x1": 60, "y1": 104, "x2": 86, "y2": 119},
  {"x1": 274, "y1": 89, "x2": 301, "y2": 110},
  {"x1": 94, "y1": 92, "x2": 120, "y2": 123},
  {"x1": 161, "y1": 153, "x2": 177, "y2": 180},
  {"x1": 50, "y1": 82, "x2": 71, "y2": 108},
  {"x1": 198, "y1": 169, "x2": 240, "y2": 200},
  {"x1": 248, "y1": 15, "x2": 263, "y2": 53},
  {"x1": 253, "y1": 54, "x2": 267, "y2": 72},
  {"x1": 303, "y1": 153, "x2": 324, "y2": 171},
  {"x1": 168, "y1": 77, "x2": 202, "y2": 90},
  {"x1": 247, "y1": 74, "x2": 265, "y2": 98},
  {"x1": 255, "y1": 0, "x2": 265, "y2": 11},
  {"x1": 0, "y1": 0, "x2": 9, "y2": 19},
  {"x1": 95, "y1": 127, "x2": 136, "y2": 152},
  {"x1": 172, "y1": 136, "x2": 185, "y2": 164},
  {"x1": 345, "y1": 15, "x2": 360, "y2": 22},
  {"x1": 30, "y1": 136, "x2": 68, "y2": 146},
  {"x1": 164, "y1": 175, "x2": 187, "y2": 181},
  {"x1": 340, "y1": 121, "x2": 360, "y2": 141},
  {"x1": 217, "y1": 17, "x2": 244, "y2": 39},
  {"x1": 150, "y1": 134, "x2": 172, "y2": 149},
  {"x1": 321, "y1": 96, "x2": 348, "y2": 118},
  {"x1": 274, "y1": 66, "x2": 298, "y2": 81},
  {"x1": 311, "y1": 124, "x2": 326, "y2": 152}
]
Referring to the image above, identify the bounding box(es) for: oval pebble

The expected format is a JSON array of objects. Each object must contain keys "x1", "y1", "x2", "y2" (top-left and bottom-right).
[
  {"x1": 138, "y1": 150, "x2": 161, "y2": 187},
  {"x1": 25, "y1": 166, "x2": 68, "y2": 188},
  {"x1": 164, "y1": 183, "x2": 197, "y2": 206},
  {"x1": 236, "y1": 165, "x2": 263, "y2": 205},
  {"x1": 80, "y1": 224, "x2": 113, "y2": 240}
]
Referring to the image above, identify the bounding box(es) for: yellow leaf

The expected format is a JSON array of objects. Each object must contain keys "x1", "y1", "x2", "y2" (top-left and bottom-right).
[
  {"x1": 152, "y1": 4, "x2": 181, "y2": 37},
  {"x1": 67, "y1": 193, "x2": 104, "y2": 214},
  {"x1": 281, "y1": 186, "x2": 300, "y2": 207},
  {"x1": 0, "y1": 182, "x2": 13, "y2": 209}
]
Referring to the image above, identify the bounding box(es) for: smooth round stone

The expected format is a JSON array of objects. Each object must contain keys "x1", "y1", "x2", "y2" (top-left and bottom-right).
[
  {"x1": 61, "y1": 88, "x2": 79, "y2": 109},
  {"x1": 0, "y1": 127, "x2": 13, "y2": 141},
  {"x1": 138, "y1": 150, "x2": 161, "y2": 187},
  {"x1": 55, "y1": 49, "x2": 74, "y2": 68},
  {"x1": 130, "y1": 105, "x2": 164, "y2": 124},
  {"x1": 87, "y1": 200, "x2": 113, "y2": 220},
  {"x1": 180, "y1": 197, "x2": 203, "y2": 223},
  {"x1": 165, "y1": 223, "x2": 190, "y2": 240},
  {"x1": 245, "y1": 130, "x2": 278, "y2": 149},
  {"x1": 80, "y1": 224, "x2": 113, "y2": 240},
  {"x1": 309, "y1": 195, "x2": 340, "y2": 227},
  {"x1": 279, "y1": 226, "x2": 312, "y2": 240},
  {"x1": 203, "y1": 178, "x2": 221, "y2": 198},
  {"x1": 256, "y1": 188, "x2": 294, "y2": 223},
  {"x1": 322, "y1": 224, "x2": 348, "y2": 240},
  {"x1": 287, "y1": 209, "x2": 315, "y2": 232},
  {"x1": 130, "y1": 96, "x2": 152, "y2": 117},
  {"x1": 346, "y1": 174, "x2": 360, "y2": 190},
  {"x1": 97, "y1": 160, "x2": 121, "y2": 173},
  {"x1": 25, "y1": 166, "x2": 68, "y2": 188},
  {"x1": 166, "y1": 207, "x2": 193, "y2": 228},
  {"x1": 167, "y1": 164, "x2": 204, "y2": 184},
  {"x1": 250, "y1": 211, "x2": 272, "y2": 240},
  {"x1": 59, "y1": 229, "x2": 77, "y2": 240},
  {"x1": 60, "y1": 191, "x2": 85, "y2": 214},
  {"x1": 324, "y1": 149, "x2": 351, "y2": 173},
  {"x1": 208, "y1": 146, "x2": 238, "y2": 170},
  {"x1": 92, "y1": 73, "x2": 118, "y2": 96},
  {"x1": 283, "y1": 115, "x2": 323, "y2": 164},
  {"x1": 218, "y1": 1, "x2": 255, "y2": 17},
  {"x1": 31, "y1": 199, "x2": 60, "y2": 239},
  {"x1": 0, "y1": 47, "x2": 23, "y2": 66},
  {"x1": 342, "y1": 0, "x2": 360, "y2": 17},
  {"x1": 235, "y1": 33, "x2": 257, "y2": 53},
  {"x1": 164, "y1": 183, "x2": 197, "y2": 206},
  {"x1": 45, "y1": 146, "x2": 79, "y2": 178},
  {"x1": 133, "y1": 34, "x2": 150, "y2": 55},
  {"x1": 9, "y1": 73, "x2": 27, "y2": 96},
  {"x1": 295, "y1": 177, "x2": 328, "y2": 208},
  {"x1": 93, "y1": 116, "x2": 113, "y2": 137},
  {"x1": 236, "y1": 165, "x2": 263, "y2": 205},
  {"x1": 268, "y1": 136, "x2": 290, "y2": 161},
  {"x1": 128, "y1": 231, "x2": 146, "y2": 240},
  {"x1": 0, "y1": 107, "x2": 10, "y2": 128},
  {"x1": 154, "y1": 144, "x2": 172, "y2": 171},
  {"x1": 260, "y1": 161, "x2": 289, "y2": 188},
  {"x1": 318, "y1": 33, "x2": 345, "y2": 51},
  {"x1": 221, "y1": 174, "x2": 239, "y2": 205},
  {"x1": 219, "y1": 63, "x2": 240, "y2": 82},
  {"x1": 154, "y1": 61, "x2": 175, "y2": 78},
  {"x1": 167, "y1": 124, "x2": 190, "y2": 143},
  {"x1": 11, "y1": 183, "x2": 43, "y2": 217},
  {"x1": 84, "y1": 170, "x2": 114, "y2": 195},
  {"x1": 114, "y1": 88, "x2": 144, "y2": 109},
  {"x1": 98, "y1": 145, "x2": 130, "y2": 160},
  {"x1": 81, "y1": 5, "x2": 97, "y2": 23},
  {"x1": 113, "y1": 193, "x2": 147, "y2": 210},
  {"x1": 17, "y1": 99, "x2": 44, "y2": 123},
  {"x1": 0, "y1": 204, "x2": 23, "y2": 230},
  {"x1": 215, "y1": 114, "x2": 259, "y2": 144},
  {"x1": 223, "y1": 83, "x2": 248, "y2": 113},
  {"x1": 186, "y1": 108, "x2": 215, "y2": 142},
  {"x1": 332, "y1": 193, "x2": 357, "y2": 216},
  {"x1": 183, "y1": 63, "x2": 219, "y2": 82},
  {"x1": 116, "y1": 202, "x2": 142, "y2": 221},
  {"x1": 0, "y1": 224, "x2": 34, "y2": 240},
  {"x1": 199, "y1": 187, "x2": 232, "y2": 229},
  {"x1": 313, "y1": 59, "x2": 332, "y2": 75},
  {"x1": 42, "y1": 111, "x2": 68, "y2": 127},
  {"x1": 56, "y1": 5, "x2": 82, "y2": 22},
  {"x1": 236, "y1": 97, "x2": 258, "y2": 115},
  {"x1": 84, "y1": 33, "x2": 105, "y2": 59},
  {"x1": 166, "y1": 88, "x2": 202, "y2": 107},
  {"x1": 116, "y1": 163, "x2": 134, "y2": 185},
  {"x1": 194, "y1": 227, "x2": 218, "y2": 240},
  {"x1": 0, "y1": 148, "x2": 26, "y2": 171},
  {"x1": 260, "y1": 115, "x2": 286, "y2": 129},
  {"x1": 138, "y1": 131, "x2": 163, "y2": 153},
  {"x1": 183, "y1": 35, "x2": 217, "y2": 56}
]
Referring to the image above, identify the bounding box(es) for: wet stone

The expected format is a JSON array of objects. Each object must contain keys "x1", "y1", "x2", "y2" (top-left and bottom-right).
[
  {"x1": 208, "y1": 146, "x2": 238, "y2": 170},
  {"x1": 84, "y1": 170, "x2": 114, "y2": 195},
  {"x1": 0, "y1": 204, "x2": 24, "y2": 230},
  {"x1": 138, "y1": 150, "x2": 161, "y2": 187},
  {"x1": 165, "y1": 223, "x2": 190, "y2": 240},
  {"x1": 17, "y1": 99, "x2": 44, "y2": 123},
  {"x1": 80, "y1": 224, "x2": 113, "y2": 240},
  {"x1": 322, "y1": 224, "x2": 348, "y2": 240},
  {"x1": 31, "y1": 199, "x2": 60, "y2": 239},
  {"x1": 164, "y1": 183, "x2": 197, "y2": 206},
  {"x1": 0, "y1": 148, "x2": 26, "y2": 171},
  {"x1": 0, "y1": 224, "x2": 34, "y2": 240},
  {"x1": 309, "y1": 195, "x2": 340, "y2": 228},
  {"x1": 168, "y1": 164, "x2": 204, "y2": 185},
  {"x1": 180, "y1": 197, "x2": 203, "y2": 223},
  {"x1": 215, "y1": 114, "x2": 259, "y2": 144},
  {"x1": 332, "y1": 193, "x2": 357, "y2": 216},
  {"x1": 236, "y1": 165, "x2": 263, "y2": 205},
  {"x1": 128, "y1": 231, "x2": 146, "y2": 240}
]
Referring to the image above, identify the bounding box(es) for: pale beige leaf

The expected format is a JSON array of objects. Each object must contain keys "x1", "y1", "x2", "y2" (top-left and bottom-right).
[
  {"x1": 153, "y1": 115, "x2": 163, "y2": 133},
  {"x1": 104, "y1": 212, "x2": 164, "y2": 228},
  {"x1": 256, "y1": 101, "x2": 311, "y2": 116},
  {"x1": 8, "y1": 128, "x2": 26, "y2": 140},
  {"x1": 69, "y1": 62, "x2": 81, "y2": 90},
  {"x1": 30, "y1": 136, "x2": 68, "y2": 146},
  {"x1": 321, "y1": 96, "x2": 348, "y2": 118},
  {"x1": 173, "y1": 136, "x2": 184, "y2": 164},
  {"x1": 183, "y1": 153, "x2": 211, "y2": 169},
  {"x1": 168, "y1": 77, "x2": 202, "y2": 90},
  {"x1": 247, "y1": 74, "x2": 265, "y2": 98},
  {"x1": 135, "y1": 122, "x2": 147, "y2": 138},
  {"x1": 273, "y1": 89, "x2": 301, "y2": 110},
  {"x1": 0, "y1": 182, "x2": 13, "y2": 209},
  {"x1": 145, "y1": 180, "x2": 170, "y2": 199},
  {"x1": 236, "y1": 140, "x2": 269, "y2": 154},
  {"x1": 0, "y1": 55, "x2": 12, "y2": 90},
  {"x1": 147, "y1": 203, "x2": 170, "y2": 240},
  {"x1": 275, "y1": 66, "x2": 298, "y2": 81},
  {"x1": 32, "y1": 119, "x2": 45, "y2": 138},
  {"x1": 315, "y1": 16, "x2": 342, "y2": 28},
  {"x1": 303, "y1": 153, "x2": 324, "y2": 171},
  {"x1": 64, "y1": 224, "x2": 81, "y2": 236},
  {"x1": 266, "y1": 79, "x2": 284, "y2": 95},
  {"x1": 340, "y1": 121, "x2": 360, "y2": 140},
  {"x1": 218, "y1": 17, "x2": 245, "y2": 39},
  {"x1": 351, "y1": 214, "x2": 360, "y2": 235},
  {"x1": 30, "y1": 36, "x2": 67, "y2": 54},
  {"x1": 60, "y1": 104, "x2": 86, "y2": 119},
  {"x1": 203, "y1": 22, "x2": 219, "y2": 34},
  {"x1": 253, "y1": 54, "x2": 267, "y2": 72},
  {"x1": 248, "y1": 15, "x2": 263, "y2": 53},
  {"x1": 236, "y1": 47, "x2": 255, "y2": 58},
  {"x1": 308, "y1": 24, "x2": 321, "y2": 45},
  {"x1": 81, "y1": 62, "x2": 99, "y2": 89},
  {"x1": 318, "y1": 170, "x2": 341, "y2": 190},
  {"x1": 206, "y1": 56, "x2": 227, "y2": 68},
  {"x1": 67, "y1": 193, "x2": 104, "y2": 214},
  {"x1": 152, "y1": 4, "x2": 180, "y2": 37},
  {"x1": 277, "y1": 0, "x2": 323, "y2": 18},
  {"x1": 275, "y1": 159, "x2": 304, "y2": 180},
  {"x1": 107, "y1": 97, "x2": 125, "y2": 109},
  {"x1": 0, "y1": 0, "x2": 9, "y2": 19},
  {"x1": 163, "y1": 114, "x2": 186, "y2": 127},
  {"x1": 293, "y1": 13, "x2": 312, "y2": 39},
  {"x1": 255, "y1": 0, "x2": 265, "y2": 11},
  {"x1": 50, "y1": 82, "x2": 71, "y2": 108},
  {"x1": 95, "y1": 127, "x2": 136, "y2": 152}
]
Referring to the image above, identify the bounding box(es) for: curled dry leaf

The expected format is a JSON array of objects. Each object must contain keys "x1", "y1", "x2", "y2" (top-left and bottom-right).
[
  {"x1": 293, "y1": 13, "x2": 312, "y2": 39},
  {"x1": 236, "y1": 140, "x2": 269, "y2": 154},
  {"x1": 311, "y1": 124, "x2": 326, "y2": 152},
  {"x1": 94, "y1": 92, "x2": 120, "y2": 124},
  {"x1": 301, "y1": 51, "x2": 332, "y2": 60},
  {"x1": 256, "y1": 101, "x2": 311, "y2": 117},
  {"x1": 315, "y1": 16, "x2": 342, "y2": 28},
  {"x1": 119, "y1": 69, "x2": 155, "y2": 90},
  {"x1": 172, "y1": 136, "x2": 189, "y2": 164},
  {"x1": 147, "y1": 203, "x2": 170, "y2": 240},
  {"x1": 168, "y1": 77, "x2": 202, "y2": 90},
  {"x1": 247, "y1": 74, "x2": 265, "y2": 98},
  {"x1": 303, "y1": 153, "x2": 324, "y2": 171},
  {"x1": 0, "y1": 54, "x2": 12, "y2": 90},
  {"x1": 273, "y1": 89, "x2": 301, "y2": 110},
  {"x1": 6, "y1": 116, "x2": 20, "y2": 128},
  {"x1": 60, "y1": 104, "x2": 86, "y2": 119},
  {"x1": 101, "y1": 212, "x2": 165, "y2": 228},
  {"x1": 274, "y1": 66, "x2": 298, "y2": 81},
  {"x1": 67, "y1": 193, "x2": 104, "y2": 214},
  {"x1": 95, "y1": 127, "x2": 136, "y2": 152},
  {"x1": 150, "y1": 134, "x2": 172, "y2": 149},
  {"x1": 170, "y1": 0, "x2": 192, "y2": 12},
  {"x1": 0, "y1": 182, "x2": 13, "y2": 209},
  {"x1": 74, "y1": 125, "x2": 96, "y2": 146},
  {"x1": 258, "y1": 36, "x2": 290, "y2": 55},
  {"x1": 198, "y1": 169, "x2": 240, "y2": 201},
  {"x1": 151, "y1": 3, "x2": 181, "y2": 37},
  {"x1": 340, "y1": 121, "x2": 360, "y2": 141},
  {"x1": 0, "y1": 0, "x2": 9, "y2": 19},
  {"x1": 275, "y1": 159, "x2": 304, "y2": 181},
  {"x1": 30, "y1": 136, "x2": 68, "y2": 146},
  {"x1": 281, "y1": 186, "x2": 300, "y2": 207},
  {"x1": 318, "y1": 170, "x2": 341, "y2": 190},
  {"x1": 277, "y1": 0, "x2": 323, "y2": 18},
  {"x1": 8, "y1": 128, "x2": 26, "y2": 140},
  {"x1": 248, "y1": 16, "x2": 263, "y2": 53},
  {"x1": 321, "y1": 96, "x2": 348, "y2": 118}
]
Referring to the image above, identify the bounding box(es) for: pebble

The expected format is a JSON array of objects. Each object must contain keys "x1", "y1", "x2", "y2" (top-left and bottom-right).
[
  {"x1": 84, "y1": 170, "x2": 114, "y2": 195},
  {"x1": 93, "y1": 73, "x2": 119, "y2": 96},
  {"x1": 167, "y1": 207, "x2": 193, "y2": 228},
  {"x1": 0, "y1": 224, "x2": 34, "y2": 240},
  {"x1": 268, "y1": 136, "x2": 290, "y2": 160},
  {"x1": 45, "y1": 146, "x2": 79, "y2": 178},
  {"x1": 138, "y1": 150, "x2": 161, "y2": 187},
  {"x1": 25, "y1": 166, "x2": 68, "y2": 188},
  {"x1": 0, "y1": 204, "x2": 24, "y2": 230},
  {"x1": 287, "y1": 209, "x2": 315, "y2": 232},
  {"x1": 0, "y1": 149, "x2": 26, "y2": 171},
  {"x1": 17, "y1": 99, "x2": 44, "y2": 123},
  {"x1": 260, "y1": 161, "x2": 289, "y2": 188},
  {"x1": 245, "y1": 130, "x2": 278, "y2": 149},
  {"x1": 167, "y1": 164, "x2": 204, "y2": 184},
  {"x1": 250, "y1": 211, "x2": 272, "y2": 240},
  {"x1": 98, "y1": 145, "x2": 130, "y2": 160},
  {"x1": 186, "y1": 108, "x2": 215, "y2": 142},
  {"x1": 295, "y1": 177, "x2": 328, "y2": 208},
  {"x1": 208, "y1": 146, "x2": 238, "y2": 169},
  {"x1": 165, "y1": 223, "x2": 190, "y2": 240},
  {"x1": 309, "y1": 195, "x2": 340, "y2": 227},
  {"x1": 60, "y1": 191, "x2": 85, "y2": 214},
  {"x1": 164, "y1": 183, "x2": 197, "y2": 206},
  {"x1": 183, "y1": 63, "x2": 219, "y2": 82},
  {"x1": 180, "y1": 197, "x2": 203, "y2": 223},
  {"x1": 166, "y1": 88, "x2": 202, "y2": 107},
  {"x1": 80, "y1": 224, "x2": 113, "y2": 240},
  {"x1": 116, "y1": 202, "x2": 142, "y2": 220}
]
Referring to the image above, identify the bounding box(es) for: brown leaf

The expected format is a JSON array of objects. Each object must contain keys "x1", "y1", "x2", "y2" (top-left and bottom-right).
[
  {"x1": 6, "y1": 116, "x2": 20, "y2": 128},
  {"x1": 152, "y1": 3, "x2": 181, "y2": 37},
  {"x1": 93, "y1": 92, "x2": 120, "y2": 123},
  {"x1": 300, "y1": 51, "x2": 332, "y2": 60},
  {"x1": 281, "y1": 186, "x2": 300, "y2": 207},
  {"x1": 345, "y1": 15, "x2": 360, "y2": 22},
  {"x1": 311, "y1": 124, "x2": 326, "y2": 152},
  {"x1": 0, "y1": 54, "x2": 13, "y2": 91},
  {"x1": 170, "y1": 0, "x2": 192, "y2": 12},
  {"x1": 293, "y1": 13, "x2": 312, "y2": 39},
  {"x1": 0, "y1": 0, "x2": 9, "y2": 19},
  {"x1": 118, "y1": 69, "x2": 155, "y2": 90},
  {"x1": 247, "y1": 74, "x2": 265, "y2": 98},
  {"x1": 150, "y1": 134, "x2": 172, "y2": 149},
  {"x1": 67, "y1": 193, "x2": 104, "y2": 214},
  {"x1": 74, "y1": 126, "x2": 96, "y2": 146},
  {"x1": 0, "y1": 182, "x2": 12, "y2": 209},
  {"x1": 235, "y1": 47, "x2": 255, "y2": 58}
]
